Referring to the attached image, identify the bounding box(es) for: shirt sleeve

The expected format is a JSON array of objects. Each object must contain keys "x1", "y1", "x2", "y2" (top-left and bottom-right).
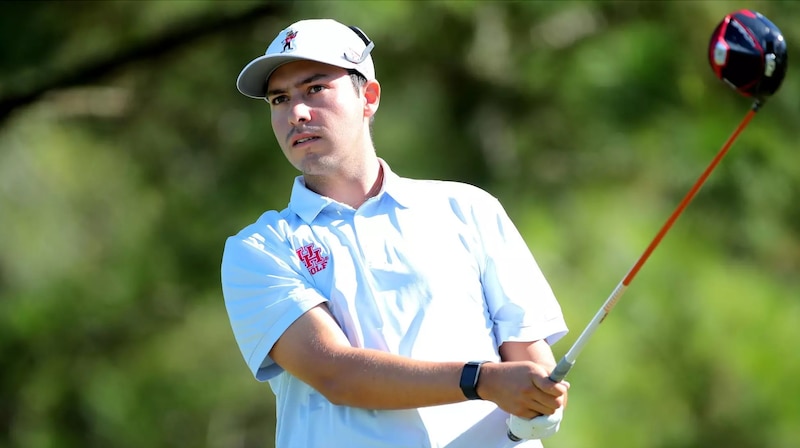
[
  {"x1": 476, "y1": 196, "x2": 568, "y2": 346},
  {"x1": 221, "y1": 218, "x2": 327, "y2": 381}
]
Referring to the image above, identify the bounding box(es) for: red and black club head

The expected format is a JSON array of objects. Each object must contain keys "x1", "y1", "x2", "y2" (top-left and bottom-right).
[{"x1": 709, "y1": 10, "x2": 788, "y2": 100}]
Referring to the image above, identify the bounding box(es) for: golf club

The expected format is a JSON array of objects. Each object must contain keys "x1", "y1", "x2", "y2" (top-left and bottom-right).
[{"x1": 508, "y1": 9, "x2": 788, "y2": 441}]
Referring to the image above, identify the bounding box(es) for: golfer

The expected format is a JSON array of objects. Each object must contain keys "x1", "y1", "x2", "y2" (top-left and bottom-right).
[{"x1": 221, "y1": 18, "x2": 570, "y2": 448}]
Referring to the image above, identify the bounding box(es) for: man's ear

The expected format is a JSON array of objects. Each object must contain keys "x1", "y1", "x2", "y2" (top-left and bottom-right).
[{"x1": 363, "y1": 79, "x2": 380, "y2": 118}]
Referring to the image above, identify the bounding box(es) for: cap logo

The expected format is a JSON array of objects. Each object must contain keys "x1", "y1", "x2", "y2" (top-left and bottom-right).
[
  {"x1": 281, "y1": 29, "x2": 298, "y2": 53},
  {"x1": 343, "y1": 49, "x2": 362, "y2": 63},
  {"x1": 343, "y1": 41, "x2": 375, "y2": 64}
]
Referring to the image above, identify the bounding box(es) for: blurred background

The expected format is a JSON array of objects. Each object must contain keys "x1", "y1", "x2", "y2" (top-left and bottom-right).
[{"x1": 1, "y1": 1, "x2": 798, "y2": 447}]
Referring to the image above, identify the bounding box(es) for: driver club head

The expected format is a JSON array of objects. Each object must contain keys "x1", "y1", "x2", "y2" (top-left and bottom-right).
[{"x1": 709, "y1": 9, "x2": 788, "y2": 100}]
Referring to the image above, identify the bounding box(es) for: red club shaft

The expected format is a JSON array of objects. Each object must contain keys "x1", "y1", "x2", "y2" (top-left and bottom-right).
[
  {"x1": 548, "y1": 102, "x2": 761, "y2": 384},
  {"x1": 623, "y1": 105, "x2": 759, "y2": 286}
]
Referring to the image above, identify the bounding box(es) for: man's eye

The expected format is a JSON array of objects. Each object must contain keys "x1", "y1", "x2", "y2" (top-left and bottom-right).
[
  {"x1": 309, "y1": 85, "x2": 325, "y2": 94},
  {"x1": 269, "y1": 95, "x2": 288, "y2": 106}
]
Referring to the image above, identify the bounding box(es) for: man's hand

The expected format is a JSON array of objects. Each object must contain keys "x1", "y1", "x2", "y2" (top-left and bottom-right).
[
  {"x1": 476, "y1": 361, "x2": 569, "y2": 419},
  {"x1": 506, "y1": 407, "x2": 564, "y2": 441},
  {"x1": 476, "y1": 342, "x2": 569, "y2": 442}
]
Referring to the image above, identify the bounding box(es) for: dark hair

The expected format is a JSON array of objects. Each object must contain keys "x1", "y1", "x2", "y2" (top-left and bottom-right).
[
  {"x1": 346, "y1": 69, "x2": 375, "y2": 127},
  {"x1": 346, "y1": 69, "x2": 368, "y2": 93}
]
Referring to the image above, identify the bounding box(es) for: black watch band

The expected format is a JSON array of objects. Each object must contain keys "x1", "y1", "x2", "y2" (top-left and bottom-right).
[{"x1": 459, "y1": 361, "x2": 489, "y2": 400}]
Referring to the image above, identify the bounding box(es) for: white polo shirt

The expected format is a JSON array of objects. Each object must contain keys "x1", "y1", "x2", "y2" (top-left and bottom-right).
[{"x1": 221, "y1": 160, "x2": 568, "y2": 448}]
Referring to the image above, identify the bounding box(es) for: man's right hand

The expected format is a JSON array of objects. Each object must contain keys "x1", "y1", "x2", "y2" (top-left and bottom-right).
[{"x1": 476, "y1": 360, "x2": 569, "y2": 419}]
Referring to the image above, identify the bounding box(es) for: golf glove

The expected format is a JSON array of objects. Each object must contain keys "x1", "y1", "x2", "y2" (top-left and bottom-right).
[{"x1": 506, "y1": 407, "x2": 564, "y2": 441}]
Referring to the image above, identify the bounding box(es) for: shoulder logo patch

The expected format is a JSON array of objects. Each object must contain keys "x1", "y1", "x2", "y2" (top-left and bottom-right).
[{"x1": 296, "y1": 243, "x2": 329, "y2": 275}]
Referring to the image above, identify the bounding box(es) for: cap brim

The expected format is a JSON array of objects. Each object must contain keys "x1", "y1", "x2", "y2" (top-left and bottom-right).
[{"x1": 236, "y1": 54, "x2": 311, "y2": 99}]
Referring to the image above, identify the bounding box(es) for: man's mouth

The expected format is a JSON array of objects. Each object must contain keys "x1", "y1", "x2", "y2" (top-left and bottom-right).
[{"x1": 293, "y1": 136, "x2": 320, "y2": 146}]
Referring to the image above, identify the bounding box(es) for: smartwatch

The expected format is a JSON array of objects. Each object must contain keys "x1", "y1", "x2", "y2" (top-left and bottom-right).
[{"x1": 459, "y1": 361, "x2": 489, "y2": 400}]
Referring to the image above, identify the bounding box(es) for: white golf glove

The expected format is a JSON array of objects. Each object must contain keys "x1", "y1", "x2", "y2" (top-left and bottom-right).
[{"x1": 506, "y1": 407, "x2": 564, "y2": 441}]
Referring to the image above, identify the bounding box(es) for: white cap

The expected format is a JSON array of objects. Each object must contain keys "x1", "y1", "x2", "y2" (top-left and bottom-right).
[{"x1": 236, "y1": 19, "x2": 376, "y2": 99}]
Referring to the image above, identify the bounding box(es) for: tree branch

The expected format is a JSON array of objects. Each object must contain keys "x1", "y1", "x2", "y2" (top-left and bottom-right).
[{"x1": 0, "y1": 2, "x2": 285, "y2": 125}]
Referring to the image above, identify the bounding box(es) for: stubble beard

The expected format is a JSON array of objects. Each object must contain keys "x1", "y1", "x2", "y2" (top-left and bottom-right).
[{"x1": 297, "y1": 150, "x2": 339, "y2": 177}]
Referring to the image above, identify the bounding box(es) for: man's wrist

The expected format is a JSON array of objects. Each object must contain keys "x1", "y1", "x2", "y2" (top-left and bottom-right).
[{"x1": 459, "y1": 361, "x2": 490, "y2": 400}]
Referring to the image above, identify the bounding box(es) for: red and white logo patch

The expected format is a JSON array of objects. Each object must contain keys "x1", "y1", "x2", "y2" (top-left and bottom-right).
[{"x1": 296, "y1": 243, "x2": 328, "y2": 275}]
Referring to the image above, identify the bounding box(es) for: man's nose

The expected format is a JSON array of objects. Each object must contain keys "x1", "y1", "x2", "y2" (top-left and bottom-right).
[{"x1": 289, "y1": 100, "x2": 311, "y2": 125}]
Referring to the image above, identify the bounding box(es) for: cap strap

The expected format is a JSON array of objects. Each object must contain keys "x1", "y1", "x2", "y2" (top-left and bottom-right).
[{"x1": 347, "y1": 25, "x2": 371, "y2": 46}]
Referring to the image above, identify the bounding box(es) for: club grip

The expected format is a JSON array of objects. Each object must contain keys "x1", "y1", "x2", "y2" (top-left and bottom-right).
[
  {"x1": 506, "y1": 358, "x2": 575, "y2": 441},
  {"x1": 548, "y1": 357, "x2": 574, "y2": 383}
]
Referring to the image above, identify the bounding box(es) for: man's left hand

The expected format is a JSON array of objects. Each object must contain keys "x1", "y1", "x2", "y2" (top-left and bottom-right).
[{"x1": 506, "y1": 407, "x2": 564, "y2": 441}]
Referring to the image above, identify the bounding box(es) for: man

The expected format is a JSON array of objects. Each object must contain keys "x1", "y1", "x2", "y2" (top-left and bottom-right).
[{"x1": 221, "y1": 18, "x2": 570, "y2": 448}]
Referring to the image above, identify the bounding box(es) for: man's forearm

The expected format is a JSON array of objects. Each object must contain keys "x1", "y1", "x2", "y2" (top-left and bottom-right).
[
  {"x1": 270, "y1": 306, "x2": 559, "y2": 413},
  {"x1": 499, "y1": 340, "x2": 557, "y2": 369},
  {"x1": 318, "y1": 347, "x2": 467, "y2": 409},
  {"x1": 271, "y1": 306, "x2": 472, "y2": 409}
]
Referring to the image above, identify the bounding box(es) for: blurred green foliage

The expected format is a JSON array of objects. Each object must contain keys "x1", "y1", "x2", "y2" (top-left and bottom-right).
[{"x1": 1, "y1": 1, "x2": 798, "y2": 447}]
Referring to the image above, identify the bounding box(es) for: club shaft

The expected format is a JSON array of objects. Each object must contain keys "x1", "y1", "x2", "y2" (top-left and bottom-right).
[
  {"x1": 508, "y1": 103, "x2": 760, "y2": 441},
  {"x1": 548, "y1": 103, "x2": 760, "y2": 383}
]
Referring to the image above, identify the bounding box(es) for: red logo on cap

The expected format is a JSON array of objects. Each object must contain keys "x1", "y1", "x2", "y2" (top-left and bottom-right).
[{"x1": 282, "y1": 30, "x2": 298, "y2": 53}]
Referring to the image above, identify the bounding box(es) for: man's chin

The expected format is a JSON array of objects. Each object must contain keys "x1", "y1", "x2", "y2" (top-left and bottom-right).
[{"x1": 298, "y1": 153, "x2": 336, "y2": 176}]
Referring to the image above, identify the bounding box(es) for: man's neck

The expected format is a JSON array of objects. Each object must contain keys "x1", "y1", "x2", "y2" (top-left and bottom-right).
[{"x1": 305, "y1": 159, "x2": 384, "y2": 209}]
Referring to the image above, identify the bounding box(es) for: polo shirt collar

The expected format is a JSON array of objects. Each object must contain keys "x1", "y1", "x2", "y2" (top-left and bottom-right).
[
  {"x1": 379, "y1": 160, "x2": 413, "y2": 208},
  {"x1": 288, "y1": 159, "x2": 411, "y2": 224}
]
